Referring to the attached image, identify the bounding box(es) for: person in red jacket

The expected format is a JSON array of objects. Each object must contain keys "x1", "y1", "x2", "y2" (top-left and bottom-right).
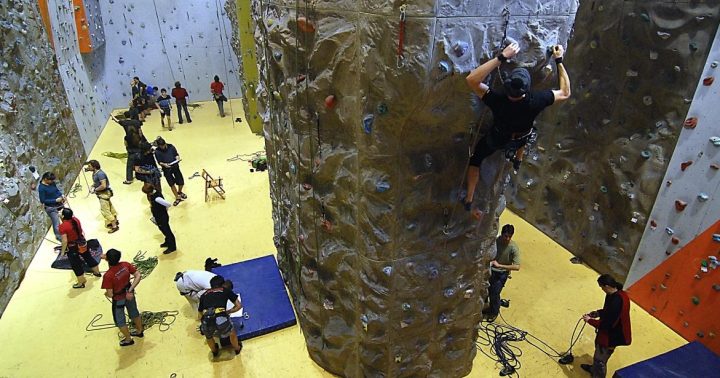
[
  {"x1": 581, "y1": 274, "x2": 632, "y2": 377},
  {"x1": 171, "y1": 81, "x2": 192, "y2": 124},
  {"x1": 210, "y1": 75, "x2": 226, "y2": 117}
]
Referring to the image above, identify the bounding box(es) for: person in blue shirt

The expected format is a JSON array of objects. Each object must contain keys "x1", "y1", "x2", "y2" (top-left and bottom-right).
[{"x1": 38, "y1": 172, "x2": 66, "y2": 241}]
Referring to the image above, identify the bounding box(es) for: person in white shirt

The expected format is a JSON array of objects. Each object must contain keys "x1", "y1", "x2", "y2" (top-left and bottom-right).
[{"x1": 174, "y1": 270, "x2": 217, "y2": 311}]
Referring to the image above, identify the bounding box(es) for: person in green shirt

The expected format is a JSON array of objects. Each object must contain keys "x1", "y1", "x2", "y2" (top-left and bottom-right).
[{"x1": 483, "y1": 224, "x2": 521, "y2": 321}]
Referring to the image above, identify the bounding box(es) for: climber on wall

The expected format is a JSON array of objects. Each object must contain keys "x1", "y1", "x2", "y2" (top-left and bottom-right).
[{"x1": 462, "y1": 42, "x2": 571, "y2": 214}]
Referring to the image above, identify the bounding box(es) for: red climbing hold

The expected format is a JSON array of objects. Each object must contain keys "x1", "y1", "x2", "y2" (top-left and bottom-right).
[
  {"x1": 681, "y1": 160, "x2": 693, "y2": 171},
  {"x1": 703, "y1": 76, "x2": 714, "y2": 86},
  {"x1": 324, "y1": 95, "x2": 336, "y2": 109},
  {"x1": 675, "y1": 200, "x2": 688, "y2": 211},
  {"x1": 683, "y1": 117, "x2": 698, "y2": 129},
  {"x1": 296, "y1": 74, "x2": 306, "y2": 83},
  {"x1": 671, "y1": 236, "x2": 680, "y2": 245},
  {"x1": 297, "y1": 17, "x2": 316, "y2": 33},
  {"x1": 650, "y1": 220, "x2": 657, "y2": 228}
]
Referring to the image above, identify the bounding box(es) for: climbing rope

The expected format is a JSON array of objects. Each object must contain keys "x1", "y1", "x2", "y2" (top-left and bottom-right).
[
  {"x1": 227, "y1": 151, "x2": 265, "y2": 162},
  {"x1": 86, "y1": 310, "x2": 179, "y2": 337},
  {"x1": 214, "y1": 0, "x2": 237, "y2": 125},
  {"x1": 101, "y1": 151, "x2": 128, "y2": 160},
  {"x1": 67, "y1": 182, "x2": 84, "y2": 198},
  {"x1": 133, "y1": 251, "x2": 158, "y2": 279}
]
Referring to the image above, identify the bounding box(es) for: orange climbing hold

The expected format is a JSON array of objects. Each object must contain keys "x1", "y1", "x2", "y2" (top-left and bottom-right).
[
  {"x1": 675, "y1": 200, "x2": 688, "y2": 211},
  {"x1": 683, "y1": 117, "x2": 698, "y2": 129},
  {"x1": 703, "y1": 77, "x2": 714, "y2": 86},
  {"x1": 681, "y1": 161, "x2": 693, "y2": 171},
  {"x1": 297, "y1": 17, "x2": 316, "y2": 33}
]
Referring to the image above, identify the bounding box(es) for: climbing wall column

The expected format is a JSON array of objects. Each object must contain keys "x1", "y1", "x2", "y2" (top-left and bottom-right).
[{"x1": 251, "y1": 1, "x2": 577, "y2": 376}]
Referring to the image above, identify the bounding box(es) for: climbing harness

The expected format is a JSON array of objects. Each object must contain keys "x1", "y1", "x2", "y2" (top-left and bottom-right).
[{"x1": 397, "y1": 5, "x2": 407, "y2": 68}]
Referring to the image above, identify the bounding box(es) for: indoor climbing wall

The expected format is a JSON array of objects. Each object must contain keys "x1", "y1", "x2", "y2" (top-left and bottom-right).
[
  {"x1": 0, "y1": 0, "x2": 86, "y2": 315},
  {"x1": 626, "y1": 28, "x2": 720, "y2": 355},
  {"x1": 249, "y1": 1, "x2": 577, "y2": 376},
  {"x1": 73, "y1": 0, "x2": 106, "y2": 53},
  {"x1": 97, "y1": 0, "x2": 242, "y2": 109},
  {"x1": 506, "y1": 1, "x2": 720, "y2": 280},
  {"x1": 46, "y1": 0, "x2": 110, "y2": 153}
]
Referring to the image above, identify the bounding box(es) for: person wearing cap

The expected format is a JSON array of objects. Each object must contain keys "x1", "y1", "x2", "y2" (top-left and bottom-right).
[
  {"x1": 85, "y1": 160, "x2": 119, "y2": 233},
  {"x1": 153, "y1": 137, "x2": 186, "y2": 206},
  {"x1": 462, "y1": 42, "x2": 571, "y2": 214}
]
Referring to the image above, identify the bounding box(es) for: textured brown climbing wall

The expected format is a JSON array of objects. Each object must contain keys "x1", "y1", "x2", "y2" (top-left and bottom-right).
[
  {"x1": 0, "y1": 0, "x2": 85, "y2": 315},
  {"x1": 507, "y1": 2, "x2": 720, "y2": 281},
  {"x1": 245, "y1": 1, "x2": 577, "y2": 376}
]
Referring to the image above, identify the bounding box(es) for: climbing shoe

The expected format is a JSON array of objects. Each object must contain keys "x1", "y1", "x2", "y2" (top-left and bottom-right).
[{"x1": 120, "y1": 339, "x2": 135, "y2": 347}]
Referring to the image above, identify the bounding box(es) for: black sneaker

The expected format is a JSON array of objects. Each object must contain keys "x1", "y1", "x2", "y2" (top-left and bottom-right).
[
  {"x1": 163, "y1": 248, "x2": 177, "y2": 255},
  {"x1": 120, "y1": 339, "x2": 135, "y2": 347},
  {"x1": 130, "y1": 331, "x2": 144, "y2": 338},
  {"x1": 580, "y1": 364, "x2": 593, "y2": 374},
  {"x1": 512, "y1": 159, "x2": 521, "y2": 171},
  {"x1": 160, "y1": 242, "x2": 168, "y2": 248}
]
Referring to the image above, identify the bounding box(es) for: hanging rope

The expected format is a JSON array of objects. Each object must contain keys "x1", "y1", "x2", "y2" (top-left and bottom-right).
[
  {"x1": 214, "y1": 0, "x2": 237, "y2": 126},
  {"x1": 150, "y1": 0, "x2": 177, "y2": 82},
  {"x1": 396, "y1": 5, "x2": 407, "y2": 68}
]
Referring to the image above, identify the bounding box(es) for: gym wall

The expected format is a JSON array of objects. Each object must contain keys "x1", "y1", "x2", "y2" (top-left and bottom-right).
[
  {"x1": 507, "y1": 2, "x2": 720, "y2": 281},
  {"x1": 0, "y1": 0, "x2": 86, "y2": 316},
  {"x1": 96, "y1": 0, "x2": 242, "y2": 109},
  {"x1": 246, "y1": 1, "x2": 578, "y2": 376}
]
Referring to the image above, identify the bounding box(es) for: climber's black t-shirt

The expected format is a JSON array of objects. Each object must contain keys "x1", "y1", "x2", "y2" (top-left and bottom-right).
[{"x1": 482, "y1": 89, "x2": 555, "y2": 138}]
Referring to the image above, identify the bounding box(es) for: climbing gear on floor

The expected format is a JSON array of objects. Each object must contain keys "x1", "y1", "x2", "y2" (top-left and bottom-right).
[
  {"x1": 86, "y1": 310, "x2": 179, "y2": 334},
  {"x1": 133, "y1": 251, "x2": 158, "y2": 279}
]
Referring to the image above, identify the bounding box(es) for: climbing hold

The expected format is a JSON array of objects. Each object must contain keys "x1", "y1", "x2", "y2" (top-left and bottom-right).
[
  {"x1": 710, "y1": 136, "x2": 720, "y2": 146},
  {"x1": 642, "y1": 96, "x2": 653, "y2": 106},
  {"x1": 118, "y1": 57, "x2": 124, "y2": 64},
  {"x1": 273, "y1": 51, "x2": 282, "y2": 61},
  {"x1": 324, "y1": 95, "x2": 336, "y2": 109},
  {"x1": 683, "y1": 322, "x2": 689, "y2": 328},
  {"x1": 382, "y1": 266, "x2": 392, "y2": 276},
  {"x1": 362, "y1": 114, "x2": 374, "y2": 134},
  {"x1": 660, "y1": 283, "x2": 667, "y2": 290},
  {"x1": 713, "y1": 284, "x2": 720, "y2": 291},
  {"x1": 401, "y1": 303, "x2": 411, "y2": 311},
  {"x1": 712, "y1": 61, "x2": 719, "y2": 68},
  {"x1": 681, "y1": 161, "x2": 693, "y2": 171},
  {"x1": 600, "y1": 185, "x2": 608, "y2": 193},
  {"x1": 665, "y1": 227, "x2": 674, "y2": 235},
  {"x1": 296, "y1": 17, "x2": 316, "y2": 33},
  {"x1": 650, "y1": 220, "x2": 657, "y2": 229},
  {"x1": 711, "y1": 163, "x2": 720, "y2": 170},
  {"x1": 650, "y1": 306, "x2": 656, "y2": 312},
  {"x1": 451, "y1": 41, "x2": 469, "y2": 57},
  {"x1": 296, "y1": 74, "x2": 306, "y2": 83},
  {"x1": 679, "y1": 310, "x2": 684, "y2": 316},
  {"x1": 697, "y1": 331, "x2": 705, "y2": 338},
  {"x1": 395, "y1": 355, "x2": 402, "y2": 363},
  {"x1": 438, "y1": 60, "x2": 451, "y2": 73},
  {"x1": 376, "y1": 103, "x2": 388, "y2": 115},
  {"x1": 375, "y1": 180, "x2": 390, "y2": 193},
  {"x1": 712, "y1": 234, "x2": 720, "y2": 242},
  {"x1": 691, "y1": 296, "x2": 700, "y2": 305},
  {"x1": 657, "y1": 31, "x2": 671, "y2": 39},
  {"x1": 671, "y1": 237, "x2": 680, "y2": 245},
  {"x1": 683, "y1": 117, "x2": 698, "y2": 129},
  {"x1": 665, "y1": 250, "x2": 673, "y2": 256},
  {"x1": 689, "y1": 42, "x2": 699, "y2": 51},
  {"x1": 674, "y1": 200, "x2": 687, "y2": 211},
  {"x1": 640, "y1": 150, "x2": 651, "y2": 159},
  {"x1": 321, "y1": 219, "x2": 332, "y2": 232},
  {"x1": 272, "y1": 91, "x2": 282, "y2": 100},
  {"x1": 443, "y1": 287, "x2": 456, "y2": 298},
  {"x1": 429, "y1": 267, "x2": 439, "y2": 279},
  {"x1": 665, "y1": 272, "x2": 672, "y2": 278},
  {"x1": 698, "y1": 193, "x2": 709, "y2": 202},
  {"x1": 438, "y1": 313, "x2": 448, "y2": 324},
  {"x1": 666, "y1": 180, "x2": 672, "y2": 187},
  {"x1": 302, "y1": 183, "x2": 312, "y2": 190},
  {"x1": 640, "y1": 13, "x2": 650, "y2": 22},
  {"x1": 704, "y1": 77, "x2": 715, "y2": 86}
]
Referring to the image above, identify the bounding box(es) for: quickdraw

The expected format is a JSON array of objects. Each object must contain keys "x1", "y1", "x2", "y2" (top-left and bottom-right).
[{"x1": 397, "y1": 5, "x2": 407, "y2": 68}]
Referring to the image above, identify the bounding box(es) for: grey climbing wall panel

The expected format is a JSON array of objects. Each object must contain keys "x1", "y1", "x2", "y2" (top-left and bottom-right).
[
  {"x1": 0, "y1": 0, "x2": 86, "y2": 315},
  {"x1": 82, "y1": 0, "x2": 106, "y2": 51},
  {"x1": 627, "y1": 27, "x2": 720, "y2": 287},
  {"x1": 97, "y1": 0, "x2": 242, "y2": 108},
  {"x1": 507, "y1": 1, "x2": 720, "y2": 281},
  {"x1": 251, "y1": 1, "x2": 577, "y2": 376},
  {"x1": 47, "y1": 0, "x2": 110, "y2": 153}
]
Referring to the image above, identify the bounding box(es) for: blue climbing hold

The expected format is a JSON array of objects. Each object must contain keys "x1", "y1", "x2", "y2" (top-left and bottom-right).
[
  {"x1": 273, "y1": 51, "x2": 282, "y2": 61},
  {"x1": 438, "y1": 60, "x2": 451, "y2": 73},
  {"x1": 363, "y1": 114, "x2": 374, "y2": 134},
  {"x1": 375, "y1": 180, "x2": 390, "y2": 193},
  {"x1": 429, "y1": 267, "x2": 439, "y2": 279},
  {"x1": 382, "y1": 266, "x2": 392, "y2": 275},
  {"x1": 712, "y1": 234, "x2": 720, "y2": 242},
  {"x1": 641, "y1": 150, "x2": 651, "y2": 159},
  {"x1": 452, "y1": 41, "x2": 469, "y2": 58},
  {"x1": 443, "y1": 287, "x2": 455, "y2": 298}
]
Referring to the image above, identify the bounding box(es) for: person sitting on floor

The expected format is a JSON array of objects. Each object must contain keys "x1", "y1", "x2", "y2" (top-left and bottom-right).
[{"x1": 198, "y1": 275, "x2": 243, "y2": 358}]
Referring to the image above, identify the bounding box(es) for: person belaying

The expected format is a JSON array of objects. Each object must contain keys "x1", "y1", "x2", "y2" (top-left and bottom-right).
[{"x1": 462, "y1": 42, "x2": 571, "y2": 214}]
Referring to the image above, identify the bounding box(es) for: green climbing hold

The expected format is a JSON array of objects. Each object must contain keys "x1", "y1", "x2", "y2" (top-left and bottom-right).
[
  {"x1": 600, "y1": 185, "x2": 608, "y2": 193},
  {"x1": 640, "y1": 13, "x2": 650, "y2": 22},
  {"x1": 691, "y1": 296, "x2": 700, "y2": 305}
]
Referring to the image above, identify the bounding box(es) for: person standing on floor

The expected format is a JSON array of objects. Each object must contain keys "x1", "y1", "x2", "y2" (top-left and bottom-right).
[
  {"x1": 198, "y1": 275, "x2": 243, "y2": 357},
  {"x1": 156, "y1": 88, "x2": 174, "y2": 130},
  {"x1": 483, "y1": 224, "x2": 520, "y2": 321},
  {"x1": 581, "y1": 274, "x2": 632, "y2": 378},
  {"x1": 38, "y1": 172, "x2": 66, "y2": 242},
  {"x1": 134, "y1": 142, "x2": 163, "y2": 195},
  {"x1": 142, "y1": 183, "x2": 176, "y2": 254},
  {"x1": 111, "y1": 112, "x2": 146, "y2": 185},
  {"x1": 210, "y1": 75, "x2": 226, "y2": 117},
  {"x1": 59, "y1": 208, "x2": 101, "y2": 289},
  {"x1": 102, "y1": 248, "x2": 144, "y2": 347},
  {"x1": 85, "y1": 160, "x2": 119, "y2": 233},
  {"x1": 153, "y1": 137, "x2": 186, "y2": 206},
  {"x1": 171, "y1": 81, "x2": 192, "y2": 124}
]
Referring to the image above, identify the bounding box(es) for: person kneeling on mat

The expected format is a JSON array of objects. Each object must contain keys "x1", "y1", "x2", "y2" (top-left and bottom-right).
[
  {"x1": 102, "y1": 248, "x2": 144, "y2": 347},
  {"x1": 175, "y1": 270, "x2": 217, "y2": 311},
  {"x1": 59, "y1": 208, "x2": 101, "y2": 288},
  {"x1": 198, "y1": 275, "x2": 243, "y2": 357}
]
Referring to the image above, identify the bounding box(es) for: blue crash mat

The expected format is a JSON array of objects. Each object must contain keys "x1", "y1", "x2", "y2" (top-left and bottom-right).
[
  {"x1": 212, "y1": 255, "x2": 297, "y2": 340},
  {"x1": 614, "y1": 341, "x2": 720, "y2": 378}
]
